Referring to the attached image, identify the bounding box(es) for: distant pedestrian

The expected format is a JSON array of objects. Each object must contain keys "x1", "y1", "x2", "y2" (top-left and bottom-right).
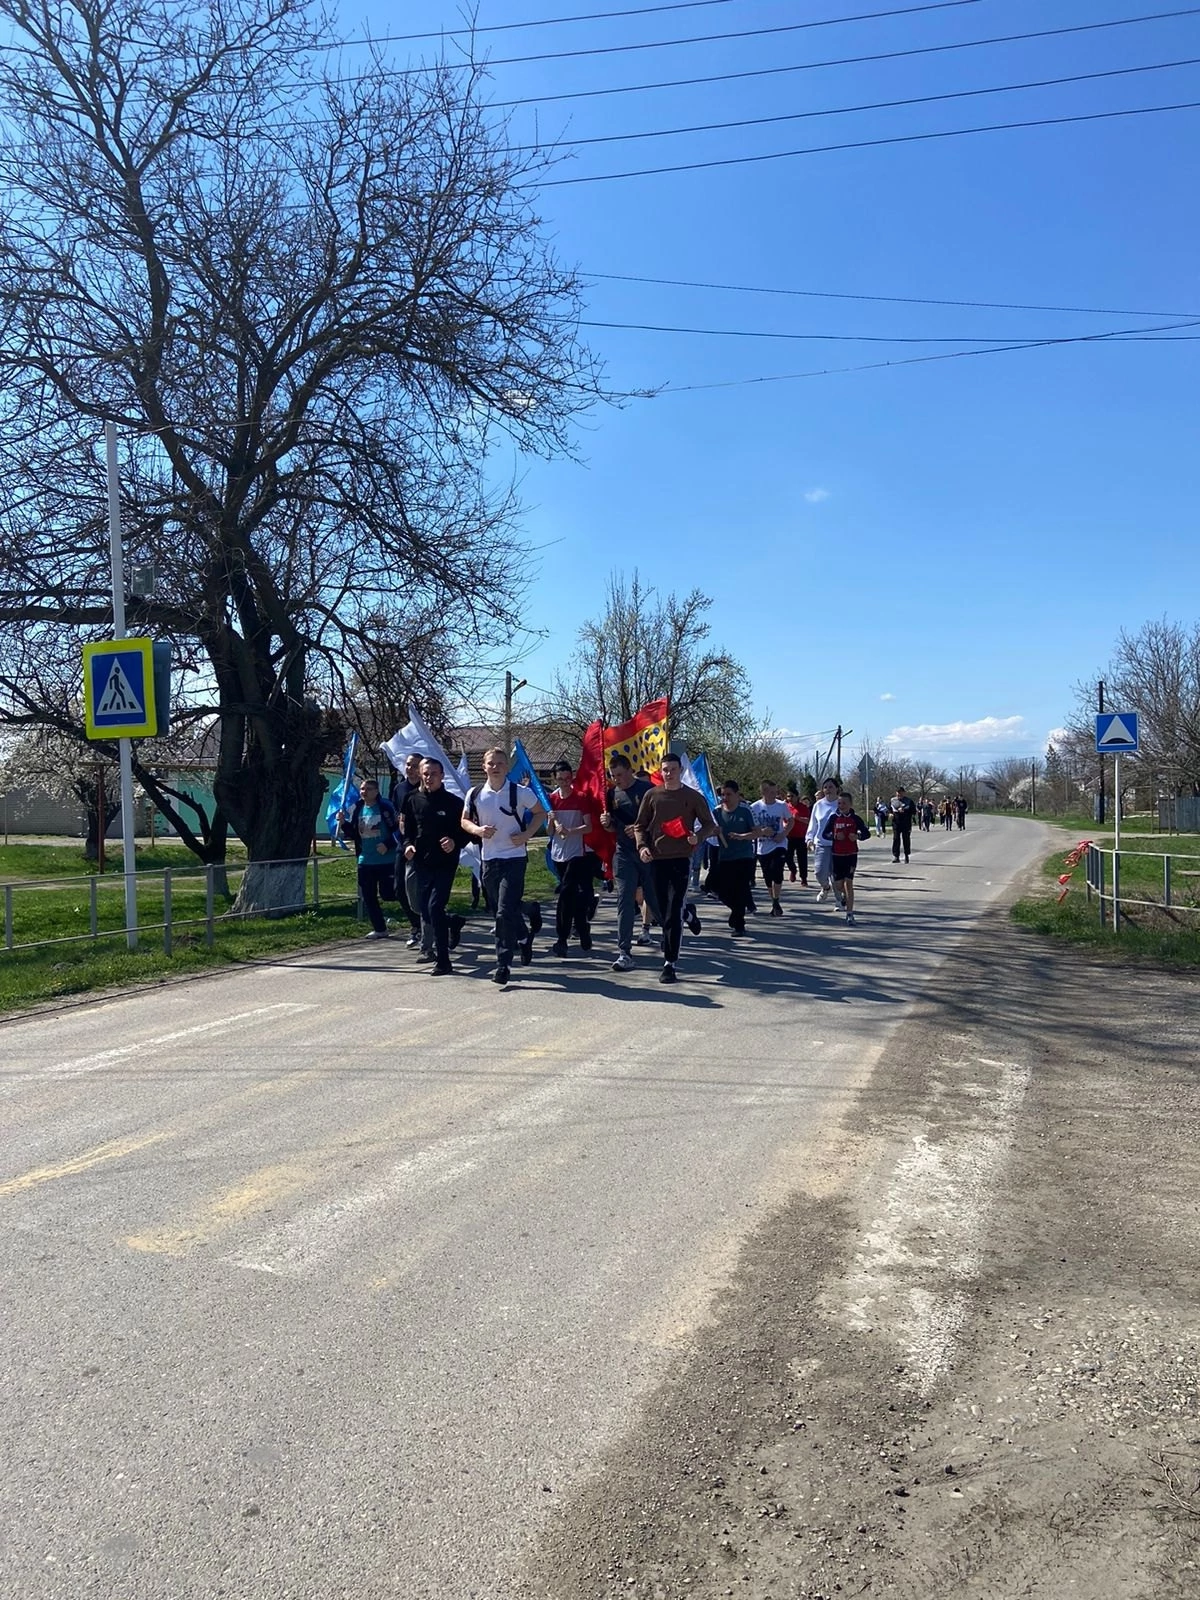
[
  {"x1": 821, "y1": 789, "x2": 871, "y2": 925},
  {"x1": 889, "y1": 785, "x2": 917, "y2": 863},
  {"x1": 874, "y1": 798, "x2": 889, "y2": 837},
  {"x1": 955, "y1": 794, "x2": 968, "y2": 830}
]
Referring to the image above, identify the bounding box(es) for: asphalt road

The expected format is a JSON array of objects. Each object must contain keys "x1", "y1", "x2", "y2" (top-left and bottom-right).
[{"x1": 0, "y1": 817, "x2": 1055, "y2": 1600}]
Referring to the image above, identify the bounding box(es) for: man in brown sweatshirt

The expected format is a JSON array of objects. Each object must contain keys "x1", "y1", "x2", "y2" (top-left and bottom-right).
[{"x1": 634, "y1": 752, "x2": 717, "y2": 984}]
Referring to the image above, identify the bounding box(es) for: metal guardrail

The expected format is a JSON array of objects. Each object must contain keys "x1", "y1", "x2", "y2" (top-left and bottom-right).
[
  {"x1": 0, "y1": 854, "x2": 361, "y2": 955},
  {"x1": 1084, "y1": 843, "x2": 1200, "y2": 932}
]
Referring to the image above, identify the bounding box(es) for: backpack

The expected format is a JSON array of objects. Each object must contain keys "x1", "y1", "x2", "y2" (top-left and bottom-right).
[{"x1": 466, "y1": 781, "x2": 531, "y2": 830}]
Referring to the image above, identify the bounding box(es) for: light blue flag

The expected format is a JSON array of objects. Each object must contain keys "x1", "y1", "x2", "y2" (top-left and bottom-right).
[
  {"x1": 691, "y1": 752, "x2": 718, "y2": 810},
  {"x1": 509, "y1": 737, "x2": 552, "y2": 832}
]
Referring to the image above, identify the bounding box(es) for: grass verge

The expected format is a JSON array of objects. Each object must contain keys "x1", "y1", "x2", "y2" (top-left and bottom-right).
[
  {"x1": 0, "y1": 845, "x2": 559, "y2": 1015},
  {"x1": 1011, "y1": 833, "x2": 1200, "y2": 968}
]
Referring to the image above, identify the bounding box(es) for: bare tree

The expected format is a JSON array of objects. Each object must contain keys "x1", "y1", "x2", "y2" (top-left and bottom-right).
[
  {"x1": 1071, "y1": 619, "x2": 1200, "y2": 796},
  {"x1": 0, "y1": 0, "x2": 601, "y2": 909},
  {"x1": 546, "y1": 573, "x2": 753, "y2": 746}
]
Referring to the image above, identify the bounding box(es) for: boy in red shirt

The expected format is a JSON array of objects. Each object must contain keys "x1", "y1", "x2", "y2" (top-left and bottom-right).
[
  {"x1": 785, "y1": 783, "x2": 811, "y2": 885},
  {"x1": 820, "y1": 789, "x2": 871, "y2": 925}
]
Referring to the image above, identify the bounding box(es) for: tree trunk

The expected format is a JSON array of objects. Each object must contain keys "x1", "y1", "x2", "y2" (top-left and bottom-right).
[{"x1": 216, "y1": 714, "x2": 328, "y2": 916}]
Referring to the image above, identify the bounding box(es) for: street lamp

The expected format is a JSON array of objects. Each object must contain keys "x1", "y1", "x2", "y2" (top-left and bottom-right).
[{"x1": 503, "y1": 671, "x2": 527, "y2": 752}]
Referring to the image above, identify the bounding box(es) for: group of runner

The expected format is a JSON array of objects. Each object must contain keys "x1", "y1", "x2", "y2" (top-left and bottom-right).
[{"x1": 340, "y1": 751, "x2": 927, "y2": 987}]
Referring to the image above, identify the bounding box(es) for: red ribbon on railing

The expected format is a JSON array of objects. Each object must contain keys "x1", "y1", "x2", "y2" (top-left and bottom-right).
[{"x1": 1057, "y1": 839, "x2": 1093, "y2": 900}]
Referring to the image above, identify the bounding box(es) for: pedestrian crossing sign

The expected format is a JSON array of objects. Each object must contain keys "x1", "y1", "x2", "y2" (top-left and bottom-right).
[
  {"x1": 1095, "y1": 711, "x2": 1139, "y2": 754},
  {"x1": 83, "y1": 638, "x2": 157, "y2": 739}
]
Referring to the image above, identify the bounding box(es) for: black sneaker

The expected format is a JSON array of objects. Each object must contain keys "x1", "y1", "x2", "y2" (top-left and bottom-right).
[
  {"x1": 550, "y1": 940, "x2": 568, "y2": 957},
  {"x1": 579, "y1": 931, "x2": 593, "y2": 951},
  {"x1": 659, "y1": 963, "x2": 678, "y2": 984},
  {"x1": 685, "y1": 903, "x2": 702, "y2": 936},
  {"x1": 432, "y1": 960, "x2": 453, "y2": 976},
  {"x1": 525, "y1": 901, "x2": 543, "y2": 935},
  {"x1": 771, "y1": 901, "x2": 783, "y2": 918},
  {"x1": 416, "y1": 950, "x2": 435, "y2": 963},
  {"x1": 519, "y1": 935, "x2": 534, "y2": 966},
  {"x1": 492, "y1": 964, "x2": 510, "y2": 985},
  {"x1": 448, "y1": 915, "x2": 465, "y2": 951}
]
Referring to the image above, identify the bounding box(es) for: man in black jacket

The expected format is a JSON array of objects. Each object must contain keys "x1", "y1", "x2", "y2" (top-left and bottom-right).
[
  {"x1": 889, "y1": 785, "x2": 917, "y2": 864},
  {"x1": 400, "y1": 757, "x2": 467, "y2": 975},
  {"x1": 389, "y1": 751, "x2": 424, "y2": 945}
]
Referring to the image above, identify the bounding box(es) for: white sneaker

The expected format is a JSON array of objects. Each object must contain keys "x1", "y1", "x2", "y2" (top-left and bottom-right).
[
  {"x1": 816, "y1": 889, "x2": 828, "y2": 903},
  {"x1": 365, "y1": 929, "x2": 390, "y2": 941},
  {"x1": 611, "y1": 952, "x2": 635, "y2": 972},
  {"x1": 405, "y1": 935, "x2": 420, "y2": 949}
]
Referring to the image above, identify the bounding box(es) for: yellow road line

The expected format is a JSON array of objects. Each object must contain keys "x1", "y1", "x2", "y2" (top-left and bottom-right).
[
  {"x1": 0, "y1": 1132, "x2": 172, "y2": 1199},
  {"x1": 126, "y1": 1161, "x2": 314, "y2": 1255}
]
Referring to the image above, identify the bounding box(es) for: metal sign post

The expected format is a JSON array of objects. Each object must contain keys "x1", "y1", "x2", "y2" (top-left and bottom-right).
[{"x1": 105, "y1": 422, "x2": 139, "y2": 951}]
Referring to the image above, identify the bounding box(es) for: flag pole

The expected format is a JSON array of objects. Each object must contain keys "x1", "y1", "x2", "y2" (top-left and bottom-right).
[{"x1": 334, "y1": 732, "x2": 357, "y2": 846}]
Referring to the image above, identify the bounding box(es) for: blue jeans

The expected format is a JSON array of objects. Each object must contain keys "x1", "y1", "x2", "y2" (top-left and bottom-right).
[
  {"x1": 613, "y1": 852, "x2": 660, "y2": 954},
  {"x1": 482, "y1": 857, "x2": 528, "y2": 965}
]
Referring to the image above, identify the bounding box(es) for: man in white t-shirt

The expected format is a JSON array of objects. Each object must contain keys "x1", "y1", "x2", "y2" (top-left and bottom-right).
[
  {"x1": 462, "y1": 746, "x2": 547, "y2": 985},
  {"x1": 806, "y1": 777, "x2": 842, "y2": 903},
  {"x1": 750, "y1": 779, "x2": 793, "y2": 918}
]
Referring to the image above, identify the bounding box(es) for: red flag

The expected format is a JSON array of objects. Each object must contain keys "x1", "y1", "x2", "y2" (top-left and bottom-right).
[{"x1": 575, "y1": 719, "x2": 612, "y2": 870}]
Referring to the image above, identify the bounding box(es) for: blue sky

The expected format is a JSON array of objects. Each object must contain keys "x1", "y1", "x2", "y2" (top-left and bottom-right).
[{"x1": 341, "y1": 0, "x2": 1199, "y2": 765}]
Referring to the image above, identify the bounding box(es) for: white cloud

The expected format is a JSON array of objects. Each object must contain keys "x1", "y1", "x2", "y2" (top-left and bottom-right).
[
  {"x1": 803, "y1": 487, "x2": 830, "y2": 504},
  {"x1": 1046, "y1": 726, "x2": 1070, "y2": 746},
  {"x1": 884, "y1": 715, "x2": 1027, "y2": 748},
  {"x1": 880, "y1": 692, "x2": 896, "y2": 702}
]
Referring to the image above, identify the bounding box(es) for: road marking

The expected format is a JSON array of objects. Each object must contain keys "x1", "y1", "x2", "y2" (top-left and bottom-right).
[
  {"x1": 125, "y1": 1161, "x2": 315, "y2": 1255},
  {"x1": 830, "y1": 1055, "x2": 1030, "y2": 1394},
  {"x1": 0, "y1": 1132, "x2": 171, "y2": 1199},
  {"x1": 229, "y1": 1025, "x2": 695, "y2": 1278},
  {"x1": 0, "y1": 1004, "x2": 316, "y2": 1097}
]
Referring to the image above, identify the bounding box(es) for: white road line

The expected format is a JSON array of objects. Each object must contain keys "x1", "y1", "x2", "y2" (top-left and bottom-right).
[
  {"x1": 830, "y1": 1055, "x2": 1030, "y2": 1395},
  {"x1": 0, "y1": 1004, "x2": 316, "y2": 1097},
  {"x1": 230, "y1": 1025, "x2": 696, "y2": 1278}
]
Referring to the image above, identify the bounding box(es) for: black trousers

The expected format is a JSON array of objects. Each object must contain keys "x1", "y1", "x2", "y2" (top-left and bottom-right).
[
  {"x1": 712, "y1": 858, "x2": 755, "y2": 931},
  {"x1": 358, "y1": 863, "x2": 391, "y2": 933},
  {"x1": 652, "y1": 857, "x2": 692, "y2": 965},
  {"x1": 892, "y1": 823, "x2": 912, "y2": 860},
  {"x1": 554, "y1": 856, "x2": 593, "y2": 944},
  {"x1": 392, "y1": 854, "x2": 419, "y2": 929},
  {"x1": 786, "y1": 835, "x2": 808, "y2": 881},
  {"x1": 412, "y1": 862, "x2": 457, "y2": 963}
]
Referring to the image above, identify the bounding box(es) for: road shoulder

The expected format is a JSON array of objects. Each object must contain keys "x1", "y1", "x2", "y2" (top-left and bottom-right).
[{"x1": 520, "y1": 901, "x2": 1200, "y2": 1599}]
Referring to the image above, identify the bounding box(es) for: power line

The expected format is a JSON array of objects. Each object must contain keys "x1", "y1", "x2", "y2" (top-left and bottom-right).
[
  {"x1": 338, "y1": 0, "x2": 741, "y2": 47},
  {"x1": 538, "y1": 98, "x2": 1200, "y2": 185},
  {"x1": 491, "y1": 7, "x2": 1200, "y2": 107},
  {"x1": 416, "y1": 0, "x2": 984, "y2": 71},
  {"x1": 580, "y1": 313, "x2": 1200, "y2": 342},
  {"x1": 584, "y1": 272, "x2": 1200, "y2": 321},
  {"x1": 512, "y1": 56, "x2": 1200, "y2": 151},
  {"x1": 652, "y1": 317, "x2": 1200, "y2": 395}
]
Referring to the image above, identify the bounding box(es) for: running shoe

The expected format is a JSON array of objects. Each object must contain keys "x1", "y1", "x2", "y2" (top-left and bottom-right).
[
  {"x1": 405, "y1": 934, "x2": 420, "y2": 948},
  {"x1": 432, "y1": 961, "x2": 454, "y2": 976},
  {"x1": 659, "y1": 963, "x2": 678, "y2": 985},
  {"x1": 815, "y1": 889, "x2": 829, "y2": 903},
  {"x1": 416, "y1": 950, "x2": 435, "y2": 964},
  {"x1": 365, "y1": 929, "x2": 390, "y2": 940},
  {"x1": 845, "y1": 911, "x2": 856, "y2": 926},
  {"x1": 685, "y1": 903, "x2": 702, "y2": 936},
  {"x1": 770, "y1": 901, "x2": 783, "y2": 918},
  {"x1": 550, "y1": 940, "x2": 569, "y2": 957},
  {"x1": 611, "y1": 952, "x2": 635, "y2": 972},
  {"x1": 448, "y1": 915, "x2": 465, "y2": 951},
  {"x1": 491, "y1": 963, "x2": 510, "y2": 985},
  {"x1": 519, "y1": 934, "x2": 534, "y2": 966}
]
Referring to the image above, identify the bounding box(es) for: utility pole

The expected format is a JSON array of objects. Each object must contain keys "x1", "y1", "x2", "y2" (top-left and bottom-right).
[
  {"x1": 105, "y1": 422, "x2": 139, "y2": 950},
  {"x1": 503, "y1": 670, "x2": 527, "y2": 755},
  {"x1": 1030, "y1": 760, "x2": 1037, "y2": 814},
  {"x1": 1096, "y1": 680, "x2": 1106, "y2": 823}
]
